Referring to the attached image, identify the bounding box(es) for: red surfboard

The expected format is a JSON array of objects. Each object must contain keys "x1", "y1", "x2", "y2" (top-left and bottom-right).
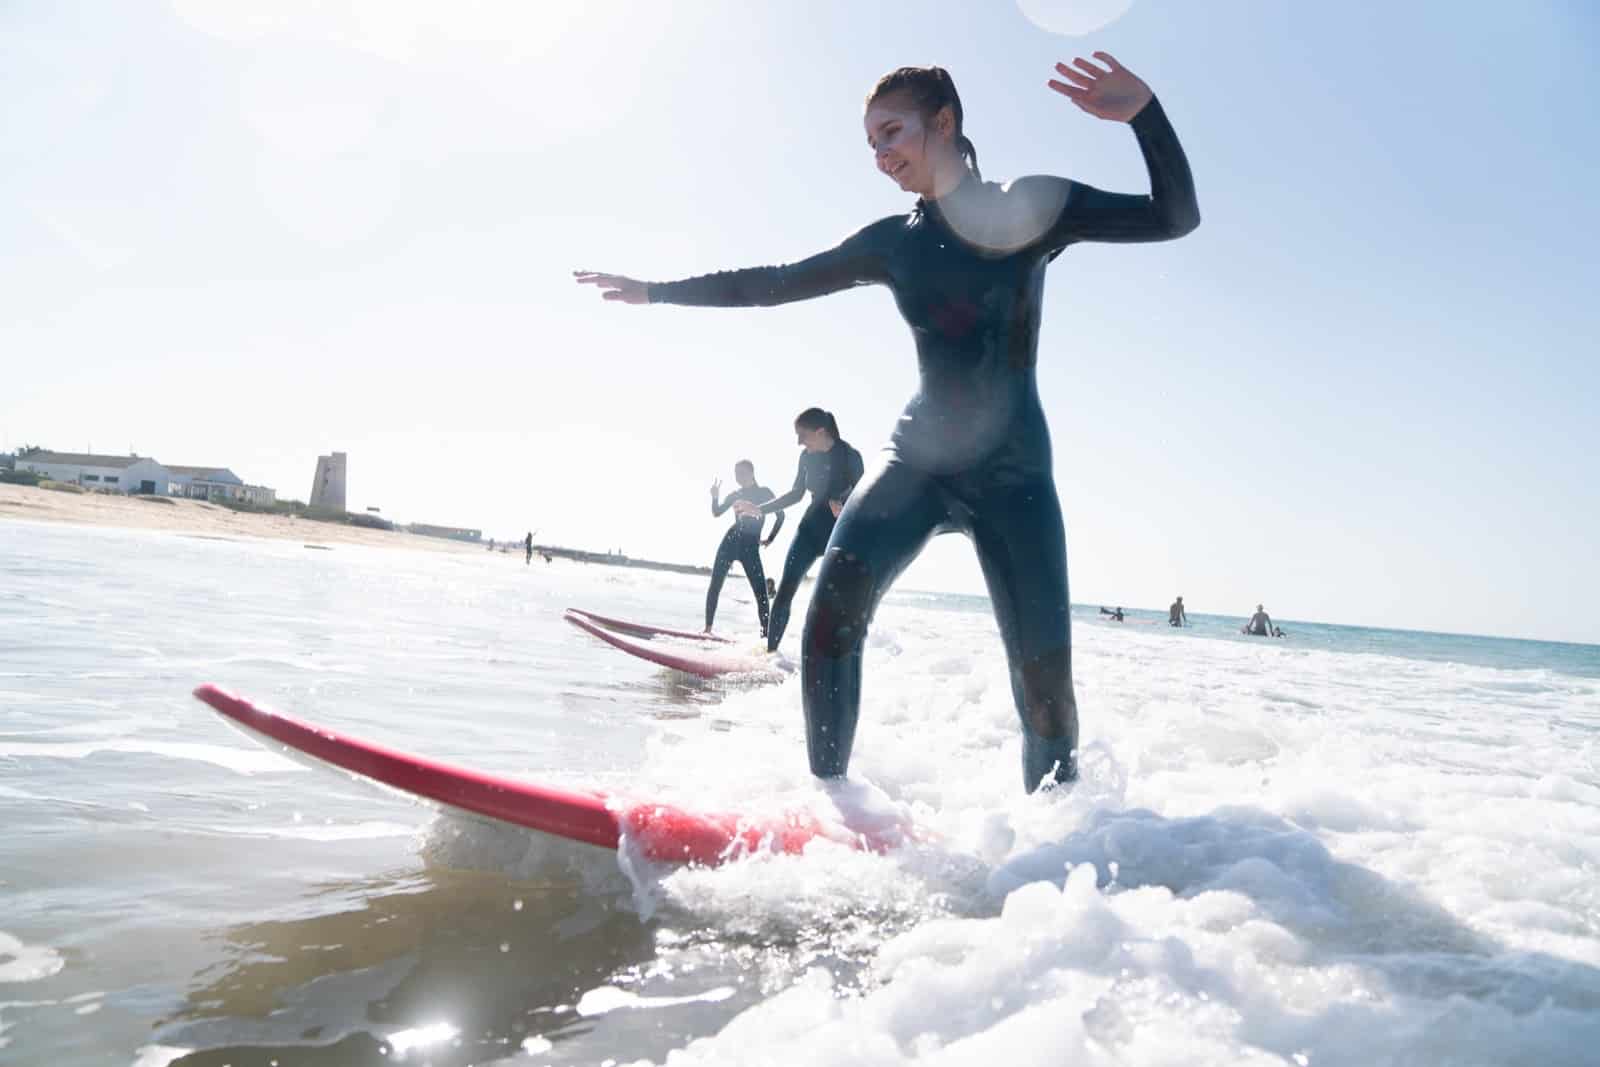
[
  {"x1": 565, "y1": 607, "x2": 735, "y2": 644},
  {"x1": 194, "y1": 685, "x2": 890, "y2": 865},
  {"x1": 563, "y1": 611, "x2": 785, "y2": 681}
]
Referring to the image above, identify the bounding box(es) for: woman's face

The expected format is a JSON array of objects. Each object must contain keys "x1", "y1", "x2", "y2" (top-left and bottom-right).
[
  {"x1": 795, "y1": 424, "x2": 831, "y2": 453},
  {"x1": 865, "y1": 93, "x2": 942, "y2": 195}
]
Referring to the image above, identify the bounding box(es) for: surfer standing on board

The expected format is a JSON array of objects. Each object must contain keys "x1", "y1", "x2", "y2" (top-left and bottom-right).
[
  {"x1": 705, "y1": 460, "x2": 783, "y2": 636},
  {"x1": 732, "y1": 409, "x2": 863, "y2": 654},
  {"x1": 576, "y1": 54, "x2": 1198, "y2": 791}
]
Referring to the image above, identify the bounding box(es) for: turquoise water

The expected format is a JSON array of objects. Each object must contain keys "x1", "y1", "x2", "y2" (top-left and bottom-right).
[{"x1": 904, "y1": 591, "x2": 1600, "y2": 680}]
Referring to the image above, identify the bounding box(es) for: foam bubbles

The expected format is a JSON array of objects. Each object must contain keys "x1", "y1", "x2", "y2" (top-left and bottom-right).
[{"x1": 0, "y1": 931, "x2": 64, "y2": 983}]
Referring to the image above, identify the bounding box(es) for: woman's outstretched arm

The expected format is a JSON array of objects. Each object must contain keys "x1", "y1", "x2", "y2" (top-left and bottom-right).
[{"x1": 575, "y1": 219, "x2": 895, "y2": 308}]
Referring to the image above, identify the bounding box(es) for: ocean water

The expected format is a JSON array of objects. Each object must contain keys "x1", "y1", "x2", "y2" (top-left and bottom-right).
[{"x1": 3, "y1": 518, "x2": 1599, "y2": 1066}]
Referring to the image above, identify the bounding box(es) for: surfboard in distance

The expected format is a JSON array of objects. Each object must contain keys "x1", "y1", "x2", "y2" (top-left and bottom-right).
[
  {"x1": 565, "y1": 607, "x2": 734, "y2": 644},
  {"x1": 563, "y1": 610, "x2": 785, "y2": 681},
  {"x1": 194, "y1": 684, "x2": 899, "y2": 865}
]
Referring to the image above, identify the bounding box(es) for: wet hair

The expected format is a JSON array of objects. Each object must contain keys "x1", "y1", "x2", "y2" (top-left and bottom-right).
[
  {"x1": 866, "y1": 66, "x2": 981, "y2": 181},
  {"x1": 794, "y1": 407, "x2": 840, "y2": 440},
  {"x1": 735, "y1": 458, "x2": 754, "y2": 474}
]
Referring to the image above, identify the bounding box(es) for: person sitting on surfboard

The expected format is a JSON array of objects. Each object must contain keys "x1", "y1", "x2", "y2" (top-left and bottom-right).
[
  {"x1": 576, "y1": 54, "x2": 1198, "y2": 792},
  {"x1": 731, "y1": 408, "x2": 863, "y2": 654},
  {"x1": 1242, "y1": 604, "x2": 1278, "y2": 637},
  {"x1": 706, "y1": 460, "x2": 784, "y2": 635}
]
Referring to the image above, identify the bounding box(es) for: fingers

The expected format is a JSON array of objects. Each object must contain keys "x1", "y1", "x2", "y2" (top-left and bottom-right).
[
  {"x1": 1093, "y1": 51, "x2": 1125, "y2": 72},
  {"x1": 1047, "y1": 79, "x2": 1090, "y2": 101},
  {"x1": 1072, "y1": 56, "x2": 1109, "y2": 78},
  {"x1": 1053, "y1": 62, "x2": 1096, "y2": 89}
]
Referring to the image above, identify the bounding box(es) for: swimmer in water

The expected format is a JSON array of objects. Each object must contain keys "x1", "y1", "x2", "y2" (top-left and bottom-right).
[
  {"x1": 576, "y1": 54, "x2": 1198, "y2": 791},
  {"x1": 1169, "y1": 596, "x2": 1187, "y2": 627}
]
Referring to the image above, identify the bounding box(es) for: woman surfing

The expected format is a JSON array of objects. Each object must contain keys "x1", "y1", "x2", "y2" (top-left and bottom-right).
[
  {"x1": 577, "y1": 54, "x2": 1199, "y2": 791},
  {"x1": 732, "y1": 408, "x2": 864, "y2": 654},
  {"x1": 705, "y1": 459, "x2": 783, "y2": 636}
]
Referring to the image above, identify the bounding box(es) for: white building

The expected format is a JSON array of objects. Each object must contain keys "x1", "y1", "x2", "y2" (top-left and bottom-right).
[
  {"x1": 15, "y1": 451, "x2": 277, "y2": 504},
  {"x1": 168, "y1": 465, "x2": 278, "y2": 506},
  {"x1": 16, "y1": 452, "x2": 176, "y2": 494}
]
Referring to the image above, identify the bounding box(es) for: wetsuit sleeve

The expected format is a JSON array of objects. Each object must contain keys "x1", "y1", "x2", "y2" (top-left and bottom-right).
[
  {"x1": 1036, "y1": 96, "x2": 1199, "y2": 249},
  {"x1": 645, "y1": 220, "x2": 894, "y2": 307},
  {"x1": 764, "y1": 508, "x2": 786, "y2": 543},
  {"x1": 711, "y1": 490, "x2": 733, "y2": 517},
  {"x1": 762, "y1": 458, "x2": 808, "y2": 514}
]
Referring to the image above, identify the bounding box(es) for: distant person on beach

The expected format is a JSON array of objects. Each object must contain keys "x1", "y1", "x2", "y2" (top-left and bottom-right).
[
  {"x1": 766, "y1": 577, "x2": 777, "y2": 600},
  {"x1": 1169, "y1": 596, "x2": 1187, "y2": 627},
  {"x1": 706, "y1": 460, "x2": 784, "y2": 635},
  {"x1": 1243, "y1": 604, "x2": 1277, "y2": 637},
  {"x1": 733, "y1": 408, "x2": 863, "y2": 653},
  {"x1": 1099, "y1": 606, "x2": 1124, "y2": 621},
  {"x1": 524, "y1": 532, "x2": 533, "y2": 564},
  {"x1": 576, "y1": 54, "x2": 1197, "y2": 791}
]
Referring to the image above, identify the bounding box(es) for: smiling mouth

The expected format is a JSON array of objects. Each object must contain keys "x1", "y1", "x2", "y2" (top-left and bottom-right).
[{"x1": 889, "y1": 161, "x2": 908, "y2": 181}]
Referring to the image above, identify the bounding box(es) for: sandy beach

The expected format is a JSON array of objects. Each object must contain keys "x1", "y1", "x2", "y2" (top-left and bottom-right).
[{"x1": 0, "y1": 482, "x2": 486, "y2": 556}]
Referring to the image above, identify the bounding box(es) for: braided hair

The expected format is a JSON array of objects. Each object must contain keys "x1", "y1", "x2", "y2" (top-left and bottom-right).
[{"x1": 866, "y1": 66, "x2": 981, "y2": 181}]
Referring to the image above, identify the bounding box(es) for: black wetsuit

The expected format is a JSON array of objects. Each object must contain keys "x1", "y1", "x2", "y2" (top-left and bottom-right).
[
  {"x1": 756, "y1": 443, "x2": 865, "y2": 652},
  {"x1": 648, "y1": 98, "x2": 1198, "y2": 790},
  {"x1": 706, "y1": 485, "x2": 782, "y2": 633}
]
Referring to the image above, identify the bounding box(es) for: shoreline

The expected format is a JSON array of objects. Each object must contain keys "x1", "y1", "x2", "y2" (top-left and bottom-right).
[{"x1": 0, "y1": 483, "x2": 484, "y2": 556}]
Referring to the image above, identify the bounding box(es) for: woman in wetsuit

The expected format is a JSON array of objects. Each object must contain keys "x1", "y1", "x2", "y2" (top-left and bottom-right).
[
  {"x1": 705, "y1": 459, "x2": 783, "y2": 635},
  {"x1": 576, "y1": 54, "x2": 1198, "y2": 791},
  {"x1": 733, "y1": 408, "x2": 864, "y2": 654}
]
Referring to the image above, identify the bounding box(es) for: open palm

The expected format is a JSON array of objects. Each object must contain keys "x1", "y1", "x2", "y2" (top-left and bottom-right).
[{"x1": 1047, "y1": 52, "x2": 1152, "y2": 123}]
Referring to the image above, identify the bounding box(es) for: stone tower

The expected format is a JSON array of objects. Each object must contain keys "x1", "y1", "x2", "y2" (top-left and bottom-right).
[{"x1": 309, "y1": 451, "x2": 347, "y2": 512}]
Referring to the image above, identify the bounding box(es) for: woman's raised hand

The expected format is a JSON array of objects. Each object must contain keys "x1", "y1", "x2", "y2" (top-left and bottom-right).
[
  {"x1": 1047, "y1": 53, "x2": 1152, "y2": 123},
  {"x1": 710, "y1": 478, "x2": 722, "y2": 497},
  {"x1": 573, "y1": 271, "x2": 649, "y2": 304}
]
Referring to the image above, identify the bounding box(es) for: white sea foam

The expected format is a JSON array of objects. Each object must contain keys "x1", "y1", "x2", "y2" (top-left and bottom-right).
[
  {"x1": 0, "y1": 738, "x2": 300, "y2": 774},
  {"x1": 599, "y1": 591, "x2": 1600, "y2": 1065},
  {"x1": 0, "y1": 932, "x2": 64, "y2": 984}
]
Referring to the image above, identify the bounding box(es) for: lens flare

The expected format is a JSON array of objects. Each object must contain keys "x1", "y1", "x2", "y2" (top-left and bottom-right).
[{"x1": 1016, "y1": 0, "x2": 1136, "y2": 37}]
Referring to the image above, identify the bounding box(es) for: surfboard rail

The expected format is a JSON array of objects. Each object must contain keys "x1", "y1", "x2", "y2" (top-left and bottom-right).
[
  {"x1": 194, "y1": 685, "x2": 898, "y2": 865},
  {"x1": 563, "y1": 610, "x2": 784, "y2": 680},
  {"x1": 564, "y1": 607, "x2": 735, "y2": 644}
]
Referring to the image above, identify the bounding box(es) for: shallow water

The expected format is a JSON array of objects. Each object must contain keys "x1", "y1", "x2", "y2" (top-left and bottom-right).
[{"x1": 2, "y1": 519, "x2": 1599, "y2": 1065}]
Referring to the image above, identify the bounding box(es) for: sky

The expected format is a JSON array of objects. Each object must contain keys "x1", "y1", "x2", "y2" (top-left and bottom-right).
[{"x1": 3, "y1": 1, "x2": 1597, "y2": 645}]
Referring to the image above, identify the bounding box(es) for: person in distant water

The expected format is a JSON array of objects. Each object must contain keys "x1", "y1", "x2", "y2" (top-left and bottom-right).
[
  {"x1": 524, "y1": 531, "x2": 533, "y2": 565},
  {"x1": 1168, "y1": 596, "x2": 1187, "y2": 627},
  {"x1": 576, "y1": 54, "x2": 1198, "y2": 791},
  {"x1": 733, "y1": 408, "x2": 864, "y2": 653},
  {"x1": 767, "y1": 577, "x2": 777, "y2": 600},
  {"x1": 1242, "y1": 604, "x2": 1275, "y2": 637},
  {"x1": 1099, "y1": 606, "x2": 1124, "y2": 621},
  {"x1": 706, "y1": 460, "x2": 784, "y2": 635}
]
